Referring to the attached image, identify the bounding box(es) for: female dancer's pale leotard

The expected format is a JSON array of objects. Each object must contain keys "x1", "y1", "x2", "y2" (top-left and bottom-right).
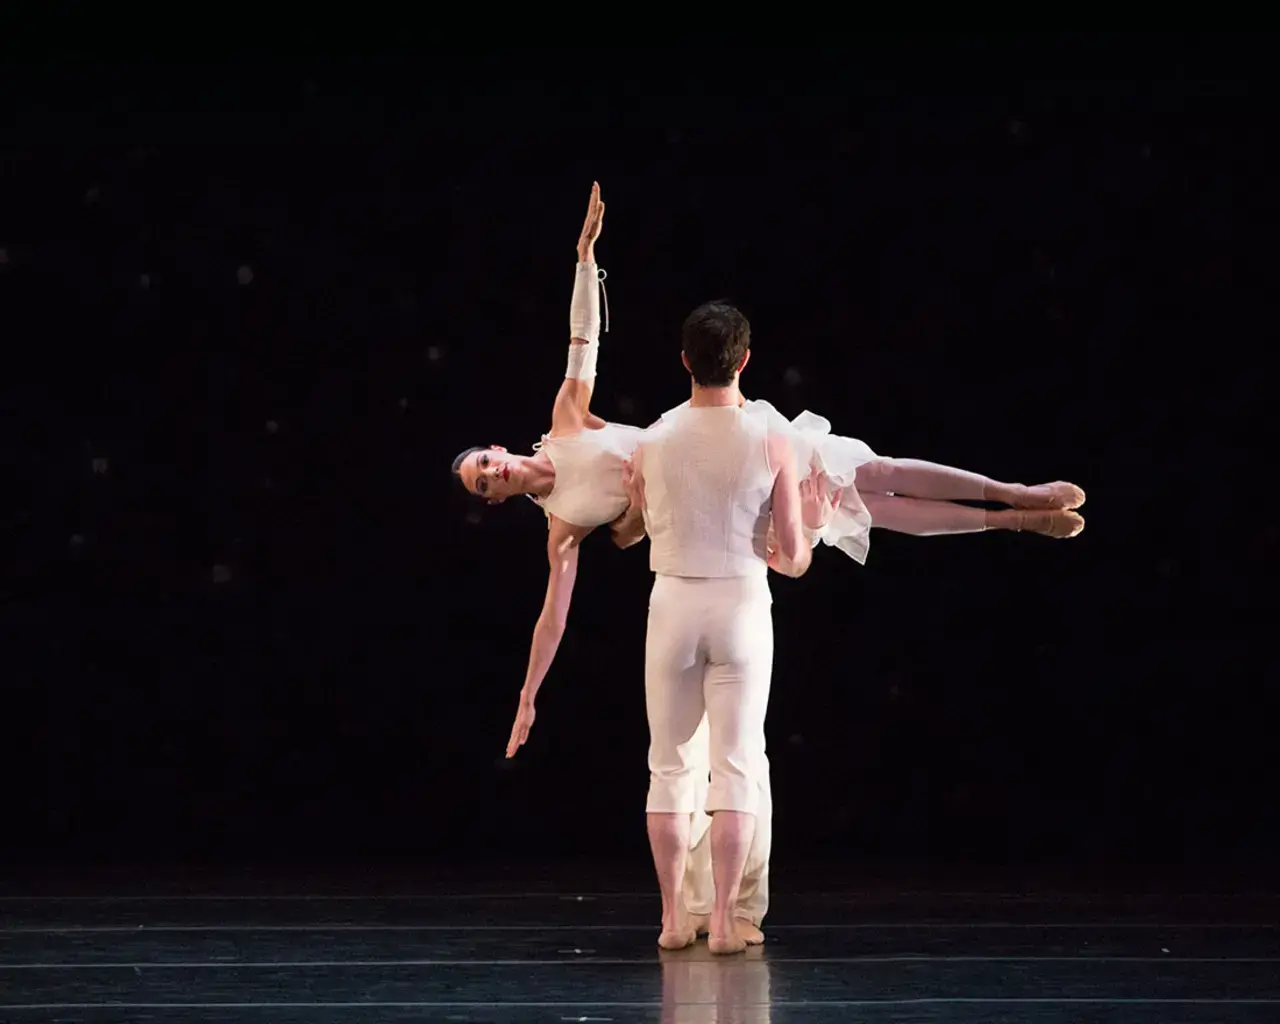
[{"x1": 530, "y1": 421, "x2": 645, "y2": 527}]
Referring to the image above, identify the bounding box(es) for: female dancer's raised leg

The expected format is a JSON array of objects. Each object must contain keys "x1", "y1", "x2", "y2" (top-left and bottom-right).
[
  {"x1": 856, "y1": 458, "x2": 1085, "y2": 509},
  {"x1": 855, "y1": 458, "x2": 1085, "y2": 539},
  {"x1": 862, "y1": 493, "x2": 1084, "y2": 538}
]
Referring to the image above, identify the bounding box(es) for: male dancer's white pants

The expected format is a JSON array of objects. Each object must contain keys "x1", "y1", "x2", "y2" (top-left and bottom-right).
[
  {"x1": 682, "y1": 714, "x2": 772, "y2": 926},
  {"x1": 645, "y1": 573, "x2": 773, "y2": 825}
]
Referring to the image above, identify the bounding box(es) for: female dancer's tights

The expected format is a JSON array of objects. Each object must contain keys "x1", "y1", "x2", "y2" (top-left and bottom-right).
[{"x1": 856, "y1": 458, "x2": 992, "y2": 536}]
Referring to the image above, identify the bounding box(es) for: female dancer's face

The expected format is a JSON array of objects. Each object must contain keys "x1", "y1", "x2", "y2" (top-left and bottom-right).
[{"x1": 458, "y1": 446, "x2": 522, "y2": 504}]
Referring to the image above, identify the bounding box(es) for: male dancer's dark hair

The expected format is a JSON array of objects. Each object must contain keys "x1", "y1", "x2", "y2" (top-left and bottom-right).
[{"x1": 681, "y1": 301, "x2": 750, "y2": 388}]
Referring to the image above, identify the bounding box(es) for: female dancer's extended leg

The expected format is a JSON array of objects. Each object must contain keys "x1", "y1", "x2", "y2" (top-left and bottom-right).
[{"x1": 855, "y1": 458, "x2": 1085, "y2": 539}]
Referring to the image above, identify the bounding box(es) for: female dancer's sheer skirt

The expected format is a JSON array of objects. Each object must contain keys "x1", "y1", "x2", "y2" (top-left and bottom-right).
[{"x1": 748, "y1": 401, "x2": 879, "y2": 565}]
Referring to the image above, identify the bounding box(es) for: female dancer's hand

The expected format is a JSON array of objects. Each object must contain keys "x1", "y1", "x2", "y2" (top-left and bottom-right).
[
  {"x1": 577, "y1": 181, "x2": 605, "y2": 262},
  {"x1": 506, "y1": 693, "x2": 537, "y2": 759}
]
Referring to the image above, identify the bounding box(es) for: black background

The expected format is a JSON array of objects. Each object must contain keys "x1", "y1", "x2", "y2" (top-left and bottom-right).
[{"x1": 2, "y1": 41, "x2": 1273, "y2": 874}]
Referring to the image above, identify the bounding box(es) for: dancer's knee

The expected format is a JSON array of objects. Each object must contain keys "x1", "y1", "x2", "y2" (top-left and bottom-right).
[
  {"x1": 854, "y1": 458, "x2": 894, "y2": 493},
  {"x1": 647, "y1": 765, "x2": 700, "y2": 814},
  {"x1": 706, "y1": 756, "x2": 763, "y2": 815}
]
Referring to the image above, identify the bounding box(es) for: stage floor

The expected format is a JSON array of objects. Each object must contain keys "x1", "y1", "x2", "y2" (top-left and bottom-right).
[{"x1": 2, "y1": 866, "x2": 1277, "y2": 1022}]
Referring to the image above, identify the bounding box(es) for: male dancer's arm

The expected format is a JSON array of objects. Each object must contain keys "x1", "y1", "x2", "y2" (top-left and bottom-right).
[
  {"x1": 766, "y1": 432, "x2": 812, "y2": 577},
  {"x1": 768, "y1": 466, "x2": 836, "y2": 576},
  {"x1": 607, "y1": 447, "x2": 651, "y2": 549},
  {"x1": 611, "y1": 412, "x2": 672, "y2": 550},
  {"x1": 505, "y1": 516, "x2": 592, "y2": 758},
  {"x1": 610, "y1": 502, "x2": 647, "y2": 548},
  {"x1": 736, "y1": 396, "x2": 834, "y2": 573},
  {"x1": 610, "y1": 446, "x2": 651, "y2": 548}
]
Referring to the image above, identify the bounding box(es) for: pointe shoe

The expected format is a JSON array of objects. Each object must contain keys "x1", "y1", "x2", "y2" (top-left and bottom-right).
[
  {"x1": 734, "y1": 919, "x2": 765, "y2": 945},
  {"x1": 708, "y1": 932, "x2": 748, "y2": 955},
  {"x1": 1011, "y1": 481, "x2": 1086, "y2": 510},
  {"x1": 1013, "y1": 509, "x2": 1084, "y2": 538},
  {"x1": 657, "y1": 928, "x2": 697, "y2": 951},
  {"x1": 689, "y1": 914, "x2": 710, "y2": 937}
]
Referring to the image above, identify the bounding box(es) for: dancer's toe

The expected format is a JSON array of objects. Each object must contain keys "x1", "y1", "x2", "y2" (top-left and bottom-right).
[
  {"x1": 1018, "y1": 509, "x2": 1084, "y2": 538},
  {"x1": 734, "y1": 919, "x2": 765, "y2": 945},
  {"x1": 1015, "y1": 481, "x2": 1085, "y2": 510}
]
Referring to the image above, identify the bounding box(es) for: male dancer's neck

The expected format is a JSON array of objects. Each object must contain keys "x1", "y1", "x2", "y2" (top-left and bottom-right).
[{"x1": 689, "y1": 381, "x2": 742, "y2": 409}]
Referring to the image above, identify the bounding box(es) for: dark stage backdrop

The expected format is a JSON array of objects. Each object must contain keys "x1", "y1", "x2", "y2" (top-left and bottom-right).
[{"x1": 1, "y1": 44, "x2": 1273, "y2": 871}]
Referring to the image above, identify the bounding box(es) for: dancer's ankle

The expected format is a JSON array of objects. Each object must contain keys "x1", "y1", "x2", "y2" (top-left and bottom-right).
[
  {"x1": 711, "y1": 907, "x2": 738, "y2": 938},
  {"x1": 984, "y1": 508, "x2": 1016, "y2": 531},
  {"x1": 983, "y1": 480, "x2": 1019, "y2": 505}
]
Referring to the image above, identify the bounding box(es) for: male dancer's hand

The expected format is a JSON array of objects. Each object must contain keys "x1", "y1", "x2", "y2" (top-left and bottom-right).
[
  {"x1": 801, "y1": 469, "x2": 838, "y2": 532},
  {"x1": 621, "y1": 455, "x2": 644, "y2": 511},
  {"x1": 506, "y1": 693, "x2": 537, "y2": 758},
  {"x1": 577, "y1": 181, "x2": 605, "y2": 262},
  {"x1": 767, "y1": 468, "x2": 838, "y2": 571}
]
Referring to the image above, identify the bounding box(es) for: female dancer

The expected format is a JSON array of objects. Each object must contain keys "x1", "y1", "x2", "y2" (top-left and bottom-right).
[{"x1": 451, "y1": 183, "x2": 1085, "y2": 758}]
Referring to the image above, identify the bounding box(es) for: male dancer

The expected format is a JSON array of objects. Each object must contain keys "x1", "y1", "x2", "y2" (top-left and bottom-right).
[{"x1": 624, "y1": 300, "x2": 833, "y2": 954}]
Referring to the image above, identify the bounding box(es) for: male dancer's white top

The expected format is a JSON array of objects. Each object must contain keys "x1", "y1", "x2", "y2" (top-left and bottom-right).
[{"x1": 639, "y1": 405, "x2": 775, "y2": 578}]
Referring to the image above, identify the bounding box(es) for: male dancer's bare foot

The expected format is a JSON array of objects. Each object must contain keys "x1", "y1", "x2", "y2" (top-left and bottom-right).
[
  {"x1": 687, "y1": 914, "x2": 758, "y2": 943},
  {"x1": 657, "y1": 923, "x2": 697, "y2": 950},
  {"x1": 708, "y1": 911, "x2": 748, "y2": 954},
  {"x1": 657, "y1": 898, "x2": 697, "y2": 950},
  {"x1": 988, "y1": 508, "x2": 1085, "y2": 538},
  {"x1": 708, "y1": 932, "x2": 748, "y2": 954},
  {"x1": 995, "y1": 481, "x2": 1086, "y2": 510}
]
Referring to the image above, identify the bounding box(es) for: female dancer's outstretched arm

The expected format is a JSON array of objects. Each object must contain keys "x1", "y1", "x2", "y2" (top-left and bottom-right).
[
  {"x1": 550, "y1": 182, "x2": 606, "y2": 436},
  {"x1": 506, "y1": 515, "x2": 593, "y2": 758}
]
